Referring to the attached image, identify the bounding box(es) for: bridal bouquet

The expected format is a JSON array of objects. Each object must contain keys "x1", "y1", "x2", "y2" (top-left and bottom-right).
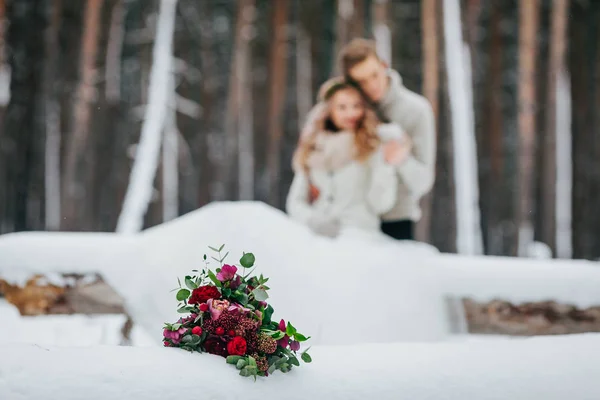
[{"x1": 163, "y1": 245, "x2": 312, "y2": 379}]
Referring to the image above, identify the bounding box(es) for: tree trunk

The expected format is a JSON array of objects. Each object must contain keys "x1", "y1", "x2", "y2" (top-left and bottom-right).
[
  {"x1": 62, "y1": 0, "x2": 104, "y2": 230},
  {"x1": 570, "y1": 0, "x2": 600, "y2": 259},
  {"x1": 417, "y1": 0, "x2": 439, "y2": 244},
  {"x1": 224, "y1": 0, "x2": 255, "y2": 201},
  {"x1": 430, "y1": 0, "x2": 457, "y2": 253},
  {"x1": 539, "y1": 0, "x2": 568, "y2": 255},
  {"x1": 266, "y1": 0, "x2": 288, "y2": 207},
  {"x1": 116, "y1": 0, "x2": 178, "y2": 234},
  {"x1": 43, "y1": 0, "x2": 63, "y2": 231},
  {"x1": 0, "y1": 0, "x2": 46, "y2": 233},
  {"x1": 516, "y1": 0, "x2": 540, "y2": 255}
]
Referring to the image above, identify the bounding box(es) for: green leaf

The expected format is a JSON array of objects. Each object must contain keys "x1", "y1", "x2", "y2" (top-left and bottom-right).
[
  {"x1": 240, "y1": 253, "x2": 255, "y2": 268},
  {"x1": 267, "y1": 363, "x2": 277, "y2": 374},
  {"x1": 270, "y1": 331, "x2": 285, "y2": 340},
  {"x1": 181, "y1": 335, "x2": 193, "y2": 344},
  {"x1": 286, "y1": 322, "x2": 297, "y2": 336},
  {"x1": 220, "y1": 251, "x2": 230, "y2": 263},
  {"x1": 252, "y1": 288, "x2": 269, "y2": 302},
  {"x1": 218, "y1": 244, "x2": 226, "y2": 252},
  {"x1": 301, "y1": 352, "x2": 312, "y2": 363},
  {"x1": 226, "y1": 355, "x2": 244, "y2": 364},
  {"x1": 222, "y1": 287, "x2": 232, "y2": 297},
  {"x1": 207, "y1": 270, "x2": 221, "y2": 287},
  {"x1": 203, "y1": 254, "x2": 207, "y2": 260},
  {"x1": 185, "y1": 277, "x2": 197, "y2": 290},
  {"x1": 171, "y1": 323, "x2": 182, "y2": 330},
  {"x1": 176, "y1": 289, "x2": 191, "y2": 301},
  {"x1": 294, "y1": 333, "x2": 310, "y2": 342},
  {"x1": 288, "y1": 356, "x2": 300, "y2": 367},
  {"x1": 177, "y1": 277, "x2": 182, "y2": 287},
  {"x1": 176, "y1": 308, "x2": 186, "y2": 314},
  {"x1": 248, "y1": 355, "x2": 257, "y2": 368},
  {"x1": 239, "y1": 368, "x2": 251, "y2": 377},
  {"x1": 263, "y1": 305, "x2": 274, "y2": 325},
  {"x1": 208, "y1": 246, "x2": 219, "y2": 252},
  {"x1": 236, "y1": 359, "x2": 247, "y2": 370}
]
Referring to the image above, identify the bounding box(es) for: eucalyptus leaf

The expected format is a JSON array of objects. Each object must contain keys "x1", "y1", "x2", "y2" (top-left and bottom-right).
[
  {"x1": 176, "y1": 289, "x2": 190, "y2": 302},
  {"x1": 301, "y1": 352, "x2": 312, "y2": 363},
  {"x1": 226, "y1": 355, "x2": 244, "y2": 364},
  {"x1": 185, "y1": 277, "x2": 197, "y2": 290},
  {"x1": 288, "y1": 356, "x2": 300, "y2": 367},
  {"x1": 252, "y1": 288, "x2": 269, "y2": 301},
  {"x1": 239, "y1": 253, "x2": 255, "y2": 268},
  {"x1": 236, "y1": 359, "x2": 247, "y2": 370}
]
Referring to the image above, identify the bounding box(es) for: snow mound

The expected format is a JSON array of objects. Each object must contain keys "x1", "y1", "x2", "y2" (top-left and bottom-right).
[
  {"x1": 2, "y1": 334, "x2": 600, "y2": 400},
  {"x1": 433, "y1": 253, "x2": 600, "y2": 308},
  {"x1": 0, "y1": 201, "x2": 450, "y2": 346}
]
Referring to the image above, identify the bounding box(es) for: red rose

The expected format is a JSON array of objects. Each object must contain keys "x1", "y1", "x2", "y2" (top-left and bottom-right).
[
  {"x1": 189, "y1": 285, "x2": 221, "y2": 305},
  {"x1": 192, "y1": 326, "x2": 202, "y2": 335},
  {"x1": 199, "y1": 303, "x2": 209, "y2": 312},
  {"x1": 215, "y1": 327, "x2": 225, "y2": 336},
  {"x1": 227, "y1": 336, "x2": 247, "y2": 356}
]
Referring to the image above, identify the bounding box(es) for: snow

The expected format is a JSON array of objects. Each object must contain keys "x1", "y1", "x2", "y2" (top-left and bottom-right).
[
  {"x1": 432, "y1": 252, "x2": 600, "y2": 307},
  {"x1": 0, "y1": 202, "x2": 449, "y2": 345},
  {"x1": 2, "y1": 201, "x2": 600, "y2": 349},
  {"x1": 116, "y1": 0, "x2": 178, "y2": 234},
  {"x1": 2, "y1": 334, "x2": 600, "y2": 399},
  {"x1": 442, "y1": 0, "x2": 484, "y2": 255},
  {"x1": 0, "y1": 299, "x2": 155, "y2": 347}
]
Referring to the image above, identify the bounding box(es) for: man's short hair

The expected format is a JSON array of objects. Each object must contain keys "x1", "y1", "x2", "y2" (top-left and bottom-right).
[{"x1": 338, "y1": 38, "x2": 380, "y2": 78}]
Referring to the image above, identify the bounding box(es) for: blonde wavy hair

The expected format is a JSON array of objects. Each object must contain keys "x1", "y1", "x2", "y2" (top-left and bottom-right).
[{"x1": 293, "y1": 78, "x2": 380, "y2": 172}]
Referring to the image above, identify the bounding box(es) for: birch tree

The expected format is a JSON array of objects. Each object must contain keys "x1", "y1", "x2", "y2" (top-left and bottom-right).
[
  {"x1": 43, "y1": 0, "x2": 63, "y2": 230},
  {"x1": 116, "y1": 0, "x2": 178, "y2": 233}
]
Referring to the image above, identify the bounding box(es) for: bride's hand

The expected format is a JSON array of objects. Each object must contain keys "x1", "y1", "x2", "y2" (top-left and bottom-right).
[{"x1": 383, "y1": 138, "x2": 412, "y2": 166}]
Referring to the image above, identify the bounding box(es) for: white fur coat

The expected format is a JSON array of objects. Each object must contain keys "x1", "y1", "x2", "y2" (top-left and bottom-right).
[{"x1": 286, "y1": 131, "x2": 397, "y2": 233}]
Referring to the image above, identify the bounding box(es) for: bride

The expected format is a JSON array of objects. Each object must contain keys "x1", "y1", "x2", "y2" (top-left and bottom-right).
[{"x1": 286, "y1": 77, "x2": 403, "y2": 242}]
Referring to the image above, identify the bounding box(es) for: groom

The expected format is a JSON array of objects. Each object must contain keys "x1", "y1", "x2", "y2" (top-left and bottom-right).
[{"x1": 339, "y1": 38, "x2": 436, "y2": 241}]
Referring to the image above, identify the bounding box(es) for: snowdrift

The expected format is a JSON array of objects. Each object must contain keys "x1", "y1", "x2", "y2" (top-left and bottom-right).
[
  {"x1": 1, "y1": 334, "x2": 599, "y2": 400},
  {"x1": 434, "y1": 252, "x2": 600, "y2": 308},
  {"x1": 0, "y1": 202, "x2": 449, "y2": 345},
  {"x1": 2, "y1": 201, "x2": 600, "y2": 344}
]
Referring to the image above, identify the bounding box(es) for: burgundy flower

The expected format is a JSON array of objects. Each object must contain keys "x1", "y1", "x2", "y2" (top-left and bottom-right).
[
  {"x1": 204, "y1": 336, "x2": 227, "y2": 357},
  {"x1": 189, "y1": 285, "x2": 221, "y2": 305},
  {"x1": 290, "y1": 340, "x2": 300, "y2": 352}
]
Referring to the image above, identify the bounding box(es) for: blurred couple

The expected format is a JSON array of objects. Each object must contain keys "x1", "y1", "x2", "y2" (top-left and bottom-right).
[{"x1": 286, "y1": 38, "x2": 436, "y2": 243}]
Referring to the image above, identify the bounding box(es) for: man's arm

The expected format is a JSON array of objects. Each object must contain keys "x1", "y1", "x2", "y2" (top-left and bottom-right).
[{"x1": 385, "y1": 101, "x2": 436, "y2": 199}]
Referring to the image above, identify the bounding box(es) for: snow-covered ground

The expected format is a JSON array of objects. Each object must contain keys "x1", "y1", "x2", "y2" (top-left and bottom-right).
[
  {"x1": 0, "y1": 202, "x2": 451, "y2": 345},
  {"x1": 2, "y1": 201, "x2": 600, "y2": 398},
  {"x1": 2, "y1": 334, "x2": 600, "y2": 400},
  {"x1": 2, "y1": 202, "x2": 600, "y2": 346}
]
